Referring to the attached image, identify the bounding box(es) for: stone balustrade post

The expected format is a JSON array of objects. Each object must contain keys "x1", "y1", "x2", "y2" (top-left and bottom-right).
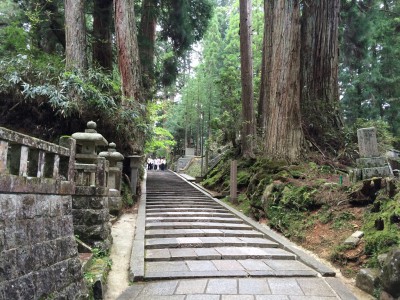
[{"x1": 128, "y1": 155, "x2": 143, "y2": 195}]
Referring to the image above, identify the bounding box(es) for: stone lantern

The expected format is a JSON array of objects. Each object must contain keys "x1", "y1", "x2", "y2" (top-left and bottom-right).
[
  {"x1": 127, "y1": 155, "x2": 143, "y2": 195},
  {"x1": 99, "y1": 142, "x2": 124, "y2": 191},
  {"x1": 71, "y1": 121, "x2": 108, "y2": 186}
]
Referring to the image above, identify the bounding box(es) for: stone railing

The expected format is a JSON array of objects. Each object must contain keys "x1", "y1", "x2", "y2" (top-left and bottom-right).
[
  {"x1": 0, "y1": 127, "x2": 87, "y2": 299},
  {"x1": 0, "y1": 127, "x2": 75, "y2": 193},
  {"x1": 0, "y1": 121, "x2": 126, "y2": 298}
]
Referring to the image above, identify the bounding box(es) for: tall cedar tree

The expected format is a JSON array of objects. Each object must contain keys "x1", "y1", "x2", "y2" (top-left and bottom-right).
[
  {"x1": 65, "y1": 0, "x2": 87, "y2": 71},
  {"x1": 239, "y1": 0, "x2": 255, "y2": 158},
  {"x1": 139, "y1": 0, "x2": 158, "y2": 97},
  {"x1": 300, "y1": 0, "x2": 343, "y2": 151},
  {"x1": 114, "y1": 0, "x2": 143, "y2": 103},
  {"x1": 93, "y1": 0, "x2": 113, "y2": 71},
  {"x1": 262, "y1": 0, "x2": 303, "y2": 161}
]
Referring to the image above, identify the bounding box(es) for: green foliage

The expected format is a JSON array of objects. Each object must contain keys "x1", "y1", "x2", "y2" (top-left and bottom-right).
[
  {"x1": 280, "y1": 186, "x2": 318, "y2": 211},
  {"x1": 331, "y1": 211, "x2": 356, "y2": 230},
  {"x1": 121, "y1": 182, "x2": 134, "y2": 207},
  {"x1": 340, "y1": 1, "x2": 400, "y2": 139},
  {"x1": 0, "y1": 23, "x2": 28, "y2": 54},
  {"x1": 363, "y1": 198, "x2": 400, "y2": 261},
  {"x1": 145, "y1": 101, "x2": 176, "y2": 156}
]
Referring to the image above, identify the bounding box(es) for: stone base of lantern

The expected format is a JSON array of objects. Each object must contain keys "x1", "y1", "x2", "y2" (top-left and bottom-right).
[
  {"x1": 108, "y1": 189, "x2": 122, "y2": 216},
  {"x1": 72, "y1": 187, "x2": 112, "y2": 253}
]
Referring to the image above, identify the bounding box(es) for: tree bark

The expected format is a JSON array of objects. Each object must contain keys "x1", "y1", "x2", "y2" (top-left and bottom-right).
[
  {"x1": 263, "y1": 0, "x2": 303, "y2": 161},
  {"x1": 93, "y1": 0, "x2": 113, "y2": 71},
  {"x1": 139, "y1": 0, "x2": 158, "y2": 98},
  {"x1": 257, "y1": 26, "x2": 267, "y2": 135},
  {"x1": 300, "y1": 0, "x2": 343, "y2": 150},
  {"x1": 239, "y1": 0, "x2": 255, "y2": 158},
  {"x1": 114, "y1": 0, "x2": 143, "y2": 103},
  {"x1": 65, "y1": 0, "x2": 87, "y2": 71}
]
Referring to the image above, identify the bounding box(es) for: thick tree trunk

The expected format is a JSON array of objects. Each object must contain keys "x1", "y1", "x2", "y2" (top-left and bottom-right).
[
  {"x1": 114, "y1": 0, "x2": 143, "y2": 103},
  {"x1": 139, "y1": 0, "x2": 158, "y2": 98},
  {"x1": 93, "y1": 0, "x2": 113, "y2": 71},
  {"x1": 300, "y1": 0, "x2": 343, "y2": 150},
  {"x1": 257, "y1": 2, "x2": 273, "y2": 138},
  {"x1": 239, "y1": 0, "x2": 255, "y2": 158},
  {"x1": 263, "y1": 0, "x2": 303, "y2": 161},
  {"x1": 65, "y1": 0, "x2": 87, "y2": 71}
]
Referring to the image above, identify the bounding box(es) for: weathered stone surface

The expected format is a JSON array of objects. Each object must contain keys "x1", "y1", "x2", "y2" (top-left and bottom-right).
[
  {"x1": 108, "y1": 196, "x2": 122, "y2": 215},
  {"x1": 351, "y1": 230, "x2": 364, "y2": 239},
  {"x1": 73, "y1": 195, "x2": 108, "y2": 209},
  {"x1": 381, "y1": 248, "x2": 400, "y2": 298},
  {"x1": 362, "y1": 166, "x2": 391, "y2": 180},
  {"x1": 355, "y1": 268, "x2": 380, "y2": 295},
  {"x1": 357, "y1": 157, "x2": 387, "y2": 168},
  {"x1": 344, "y1": 236, "x2": 360, "y2": 247},
  {"x1": 357, "y1": 127, "x2": 380, "y2": 157}
]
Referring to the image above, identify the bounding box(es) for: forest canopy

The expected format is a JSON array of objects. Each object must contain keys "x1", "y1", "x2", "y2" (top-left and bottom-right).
[{"x1": 0, "y1": 0, "x2": 399, "y2": 159}]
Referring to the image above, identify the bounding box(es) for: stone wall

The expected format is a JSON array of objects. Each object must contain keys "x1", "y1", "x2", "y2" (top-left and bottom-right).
[
  {"x1": 0, "y1": 193, "x2": 87, "y2": 299},
  {"x1": 0, "y1": 127, "x2": 87, "y2": 299}
]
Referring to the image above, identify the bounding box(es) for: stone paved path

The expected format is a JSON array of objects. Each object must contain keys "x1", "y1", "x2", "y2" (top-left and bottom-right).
[{"x1": 121, "y1": 171, "x2": 358, "y2": 299}]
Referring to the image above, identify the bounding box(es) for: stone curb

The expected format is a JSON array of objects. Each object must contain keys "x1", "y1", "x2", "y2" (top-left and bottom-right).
[
  {"x1": 173, "y1": 171, "x2": 336, "y2": 277},
  {"x1": 129, "y1": 170, "x2": 147, "y2": 282}
]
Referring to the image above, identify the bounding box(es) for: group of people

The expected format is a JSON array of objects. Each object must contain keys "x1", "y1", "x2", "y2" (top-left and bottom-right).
[{"x1": 147, "y1": 157, "x2": 167, "y2": 171}]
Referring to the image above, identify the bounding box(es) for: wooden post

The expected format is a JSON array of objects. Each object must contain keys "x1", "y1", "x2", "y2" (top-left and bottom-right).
[{"x1": 230, "y1": 160, "x2": 237, "y2": 203}]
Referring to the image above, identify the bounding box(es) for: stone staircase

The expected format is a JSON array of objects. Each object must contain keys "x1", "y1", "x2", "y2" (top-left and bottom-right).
[{"x1": 141, "y1": 171, "x2": 319, "y2": 280}]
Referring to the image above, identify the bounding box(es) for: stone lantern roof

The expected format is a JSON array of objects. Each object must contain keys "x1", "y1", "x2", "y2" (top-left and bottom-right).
[
  {"x1": 99, "y1": 142, "x2": 124, "y2": 165},
  {"x1": 71, "y1": 121, "x2": 108, "y2": 147}
]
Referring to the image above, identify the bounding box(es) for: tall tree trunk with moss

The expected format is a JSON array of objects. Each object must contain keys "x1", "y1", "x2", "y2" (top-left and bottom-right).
[
  {"x1": 262, "y1": 0, "x2": 303, "y2": 161},
  {"x1": 114, "y1": 0, "x2": 143, "y2": 103},
  {"x1": 300, "y1": 0, "x2": 343, "y2": 151},
  {"x1": 239, "y1": 0, "x2": 255, "y2": 158},
  {"x1": 139, "y1": 0, "x2": 158, "y2": 99},
  {"x1": 65, "y1": 0, "x2": 87, "y2": 71},
  {"x1": 93, "y1": 0, "x2": 113, "y2": 71}
]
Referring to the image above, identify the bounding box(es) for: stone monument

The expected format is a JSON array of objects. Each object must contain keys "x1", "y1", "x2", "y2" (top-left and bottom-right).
[{"x1": 350, "y1": 127, "x2": 391, "y2": 182}]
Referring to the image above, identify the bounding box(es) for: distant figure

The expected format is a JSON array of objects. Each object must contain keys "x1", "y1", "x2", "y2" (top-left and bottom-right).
[
  {"x1": 155, "y1": 157, "x2": 161, "y2": 170},
  {"x1": 160, "y1": 158, "x2": 166, "y2": 171},
  {"x1": 147, "y1": 157, "x2": 153, "y2": 170}
]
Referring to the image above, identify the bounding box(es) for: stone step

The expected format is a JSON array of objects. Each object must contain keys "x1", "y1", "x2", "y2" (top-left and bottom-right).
[
  {"x1": 147, "y1": 193, "x2": 206, "y2": 197},
  {"x1": 145, "y1": 247, "x2": 296, "y2": 261},
  {"x1": 145, "y1": 237, "x2": 279, "y2": 250},
  {"x1": 146, "y1": 203, "x2": 221, "y2": 208},
  {"x1": 145, "y1": 229, "x2": 264, "y2": 239},
  {"x1": 146, "y1": 196, "x2": 215, "y2": 203},
  {"x1": 146, "y1": 217, "x2": 243, "y2": 224},
  {"x1": 145, "y1": 222, "x2": 253, "y2": 230},
  {"x1": 144, "y1": 269, "x2": 318, "y2": 280},
  {"x1": 146, "y1": 208, "x2": 228, "y2": 213},
  {"x1": 144, "y1": 259, "x2": 316, "y2": 278},
  {"x1": 146, "y1": 212, "x2": 235, "y2": 218}
]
